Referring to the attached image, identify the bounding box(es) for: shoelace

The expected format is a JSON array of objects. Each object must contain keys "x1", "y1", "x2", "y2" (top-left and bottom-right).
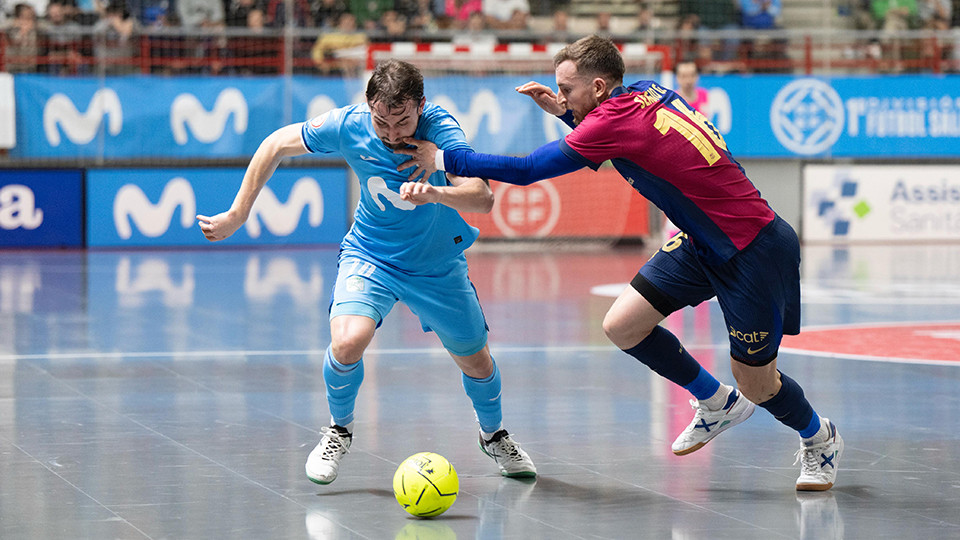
[
  {"x1": 793, "y1": 443, "x2": 824, "y2": 473},
  {"x1": 489, "y1": 437, "x2": 524, "y2": 462},
  {"x1": 318, "y1": 427, "x2": 350, "y2": 461}
]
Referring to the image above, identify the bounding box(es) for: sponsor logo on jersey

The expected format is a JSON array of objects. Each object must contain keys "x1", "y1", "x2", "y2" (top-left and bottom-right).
[
  {"x1": 770, "y1": 79, "x2": 844, "y2": 155},
  {"x1": 729, "y1": 326, "x2": 769, "y2": 345},
  {"x1": 43, "y1": 89, "x2": 123, "y2": 146},
  {"x1": 170, "y1": 88, "x2": 248, "y2": 145},
  {"x1": 113, "y1": 177, "x2": 196, "y2": 239}
]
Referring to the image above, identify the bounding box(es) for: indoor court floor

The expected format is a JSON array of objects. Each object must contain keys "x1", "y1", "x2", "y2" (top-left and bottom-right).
[{"x1": 1, "y1": 242, "x2": 959, "y2": 539}]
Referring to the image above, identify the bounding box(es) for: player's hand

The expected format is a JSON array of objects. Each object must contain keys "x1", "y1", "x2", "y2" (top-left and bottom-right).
[
  {"x1": 399, "y1": 180, "x2": 441, "y2": 205},
  {"x1": 196, "y1": 210, "x2": 244, "y2": 242},
  {"x1": 516, "y1": 81, "x2": 566, "y2": 116},
  {"x1": 396, "y1": 138, "x2": 439, "y2": 181}
]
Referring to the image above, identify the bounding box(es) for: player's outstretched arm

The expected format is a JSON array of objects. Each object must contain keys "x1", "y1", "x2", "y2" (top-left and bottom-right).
[
  {"x1": 197, "y1": 123, "x2": 308, "y2": 241},
  {"x1": 398, "y1": 139, "x2": 584, "y2": 186},
  {"x1": 399, "y1": 175, "x2": 493, "y2": 213},
  {"x1": 515, "y1": 81, "x2": 566, "y2": 116}
]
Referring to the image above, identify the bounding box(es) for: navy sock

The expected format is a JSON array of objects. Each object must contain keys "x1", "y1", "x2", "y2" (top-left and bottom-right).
[
  {"x1": 623, "y1": 326, "x2": 706, "y2": 389},
  {"x1": 758, "y1": 371, "x2": 819, "y2": 436}
]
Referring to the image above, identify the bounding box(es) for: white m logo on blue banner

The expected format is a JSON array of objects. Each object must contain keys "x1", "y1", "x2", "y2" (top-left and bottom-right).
[
  {"x1": 43, "y1": 89, "x2": 123, "y2": 146},
  {"x1": 246, "y1": 177, "x2": 324, "y2": 238},
  {"x1": 171, "y1": 88, "x2": 249, "y2": 145},
  {"x1": 113, "y1": 178, "x2": 196, "y2": 239}
]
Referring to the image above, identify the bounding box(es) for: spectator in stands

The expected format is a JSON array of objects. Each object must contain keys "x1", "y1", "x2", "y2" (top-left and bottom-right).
[
  {"x1": 42, "y1": 0, "x2": 84, "y2": 73},
  {"x1": 872, "y1": 0, "x2": 918, "y2": 30},
  {"x1": 679, "y1": 0, "x2": 739, "y2": 31},
  {"x1": 265, "y1": 0, "x2": 311, "y2": 26},
  {"x1": 918, "y1": 0, "x2": 951, "y2": 29},
  {"x1": 313, "y1": 0, "x2": 347, "y2": 28},
  {"x1": 231, "y1": 7, "x2": 277, "y2": 73},
  {"x1": 452, "y1": 9, "x2": 494, "y2": 44},
  {"x1": 594, "y1": 10, "x2": 612, "y2": 37},
  {"x1": 441, "y1": 0, "x2": 481, "y2": 30},
  {"x1": 679, "y1": 0, "x2": 740, "y2": 62},
  {"x1": 128, "y1": 0, "x2": 170, "y2": 26},
  {"x1": 3, "y1": 3, "x2": 39, "y2": 72},
  {"x1": 311, "y1": 11, "x2": 366, "y2": 74},
  {"x1": 225, "y1": 0, "x2": 265, "y2": 27},
  {"x1": 636, "y1": 2, "x2": 662, "y2": 32},
  {"x1": 740, "y1": 0, "x2": 781, "y2": 29},
  {"x1": 674, "y1": 60, "x2": 709, "y2": 115},
  {"x1": 380, "y1": 8, "x2": 406, "y2": 35},
  {"x1": 178, "y1": 0, "x2": 225, "y2": 27},
  {"x1": 349, "y1": 0, "x2": 391, "y2": 30},
  {"x1": 546, "y1": 8, "x2": 572, "y2": 42},
  {"x1": 93, "y1": 1, "x2": 140, "y2": 73},
  {"x1": 394, "y1": 0, "x2": 434, "y2": 32},
  {"x1": 481, "y1": 0, "x2": 527, "y2": 30}
]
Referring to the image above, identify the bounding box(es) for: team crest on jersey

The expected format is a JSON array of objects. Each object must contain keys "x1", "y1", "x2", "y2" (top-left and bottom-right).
[
  {"x1": 346, "y1": 275, "x2": 364, "y2": 292},
  {"x1": 309, "y1": 112, "x2": 329, "y2": 129}
]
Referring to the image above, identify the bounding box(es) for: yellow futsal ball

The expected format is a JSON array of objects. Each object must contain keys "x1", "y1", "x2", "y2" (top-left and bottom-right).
[{"x1": 393, "y1": 452, "x2": 459, "y2": 518}]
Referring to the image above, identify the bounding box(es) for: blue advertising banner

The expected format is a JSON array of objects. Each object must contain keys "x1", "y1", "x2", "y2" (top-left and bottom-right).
[
  {"x1": 86, "y1": 167, "x2": 348, "y2": 247},
  {"x1": 10, "y1": 73, "x2": 960, "y2": 159},
  {"x1": 0, "y1": 169, "x2": 83, "y2": 247},
  {"x1": 696, "y1": 75, "x2": 960, "y2": 157}
]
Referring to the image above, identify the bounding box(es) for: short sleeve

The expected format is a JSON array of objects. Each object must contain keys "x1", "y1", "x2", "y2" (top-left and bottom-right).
[
  {"x1": 419, "y1": 104, "x2": 473, "y2": 153},
  {"x1": 301, "y1": 108, "x2": 344, "y2": 155}
]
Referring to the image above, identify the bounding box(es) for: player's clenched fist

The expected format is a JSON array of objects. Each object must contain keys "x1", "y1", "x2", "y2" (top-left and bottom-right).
[
  {"x1": 196, "y1": 211, "x2": 245, "y2": 241},
  {"x1": 400, "y1": 180, "x2": 442, "y2": 205}
]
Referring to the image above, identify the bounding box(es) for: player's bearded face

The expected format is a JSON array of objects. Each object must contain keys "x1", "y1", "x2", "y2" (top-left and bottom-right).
[
  {"x1": 370, "y1": 98, "x2": 424, "y2": 150},
  {"x1": 555, "y1": 60, "x2": 601, "y2": 125}
]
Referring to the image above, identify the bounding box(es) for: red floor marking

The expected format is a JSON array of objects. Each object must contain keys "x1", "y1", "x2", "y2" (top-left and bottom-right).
[{"x1": 781, "y1": 322, "x2": 960, "y2": 365}]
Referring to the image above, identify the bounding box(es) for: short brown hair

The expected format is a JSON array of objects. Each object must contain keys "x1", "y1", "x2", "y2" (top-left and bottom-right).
[
  {"x1": 365, "y1": 60, "x2": 424, "y2": 110},
  {"x1": 553, "y1": 35, "x2": 625, "y2": 86}
]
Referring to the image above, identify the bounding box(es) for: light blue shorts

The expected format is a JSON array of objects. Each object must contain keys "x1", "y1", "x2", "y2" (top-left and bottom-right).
[{"x1": 329, "y1": 251, "x2": 489, "y2": 357}]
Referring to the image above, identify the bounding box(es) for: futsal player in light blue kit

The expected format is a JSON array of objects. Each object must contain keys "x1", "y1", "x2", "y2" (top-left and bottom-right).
[{"x1": 197, "y1": 60, "x2": 537, "y2": 484}]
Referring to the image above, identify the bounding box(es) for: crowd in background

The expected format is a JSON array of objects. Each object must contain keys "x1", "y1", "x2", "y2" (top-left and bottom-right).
[{"x1": 1, "y1": 0, "x2": 959, "y2": 74}]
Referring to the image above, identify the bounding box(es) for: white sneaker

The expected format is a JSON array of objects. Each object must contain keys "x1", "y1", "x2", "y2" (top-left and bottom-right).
[
  {"x1": 479, "y1": 429, "x2": 537, "y2": 478},
  {"x1": 672, "y1": 390, "x2": 755, "y2": 456},
  {"x1": 795, "y1": 418, "x2": 843, "y2": 491},
  {"x1": 305, "y1": 425, "x2": 352, "y2": 485}
]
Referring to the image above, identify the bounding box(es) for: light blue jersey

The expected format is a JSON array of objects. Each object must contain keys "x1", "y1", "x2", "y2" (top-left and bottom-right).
[{"x1": 301, "y1": 102, "x2": 477, "y2": 273}]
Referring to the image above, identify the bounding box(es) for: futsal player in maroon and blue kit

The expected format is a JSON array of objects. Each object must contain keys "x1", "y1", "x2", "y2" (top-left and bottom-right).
[{"x1": 398, "y1": 35, "x2": 843, "y2": 491}]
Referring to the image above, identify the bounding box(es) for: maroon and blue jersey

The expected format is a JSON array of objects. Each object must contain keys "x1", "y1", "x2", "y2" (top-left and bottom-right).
[{"x1": 560, "y1": 81, "x2": 775, "y2": 264}]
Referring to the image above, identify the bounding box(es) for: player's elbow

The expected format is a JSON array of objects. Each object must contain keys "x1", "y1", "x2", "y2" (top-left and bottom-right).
[{"x1": 477, "y1": 184, "x2": 495, "y2": 213}]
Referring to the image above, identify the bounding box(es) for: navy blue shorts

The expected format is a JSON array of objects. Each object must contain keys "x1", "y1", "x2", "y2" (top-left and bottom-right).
[{"x1": 633, "y1": 216, "x2": 801, "y2": 366}]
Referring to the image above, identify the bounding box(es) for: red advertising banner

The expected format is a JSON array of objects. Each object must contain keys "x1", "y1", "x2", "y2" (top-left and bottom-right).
[{"x1": 463, "y1": 167, "x2": 650, "y2": 240}]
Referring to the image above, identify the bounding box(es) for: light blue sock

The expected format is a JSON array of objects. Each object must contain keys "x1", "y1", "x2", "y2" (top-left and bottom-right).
[
  {"x1": 462, "y1": 361, "x2": 503, "y2": 434},
  {"x1": 323, "y1": 346, "x2": 363, "y2": 427}
]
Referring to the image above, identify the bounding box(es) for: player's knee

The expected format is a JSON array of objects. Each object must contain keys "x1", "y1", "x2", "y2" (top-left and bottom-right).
[
  {"x1": 331, "y1": 336, "x2": 367, "y2": 365},
  {"x1": 603, "y1": 311, "x2": 648, "y2": 349}
]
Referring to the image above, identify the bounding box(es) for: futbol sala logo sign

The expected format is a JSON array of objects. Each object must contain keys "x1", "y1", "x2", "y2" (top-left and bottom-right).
[{"x1": 770, "y1": 78, "x2": 845, "y2": 156}]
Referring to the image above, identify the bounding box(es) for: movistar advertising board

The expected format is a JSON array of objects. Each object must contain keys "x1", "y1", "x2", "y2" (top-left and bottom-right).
[
  {"x1": 0, "y1": 169, "x2": 83, "y2": 247},
  {"x1": 11, "y1": 73, "x2": 960, "y2": 159},
  {"x1": 86, "y1": 168, "x2": 348, "y2": 247}
]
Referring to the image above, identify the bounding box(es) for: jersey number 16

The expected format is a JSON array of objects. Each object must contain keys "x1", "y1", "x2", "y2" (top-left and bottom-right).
[{"x1": 654, "y1": 100, "x2": 728, "y2": 165}]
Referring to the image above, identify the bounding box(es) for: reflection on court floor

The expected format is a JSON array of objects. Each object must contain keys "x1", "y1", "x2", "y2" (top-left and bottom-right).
[{"x1": 1, "y1": 244, "x2": 958, "y2": 539}]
